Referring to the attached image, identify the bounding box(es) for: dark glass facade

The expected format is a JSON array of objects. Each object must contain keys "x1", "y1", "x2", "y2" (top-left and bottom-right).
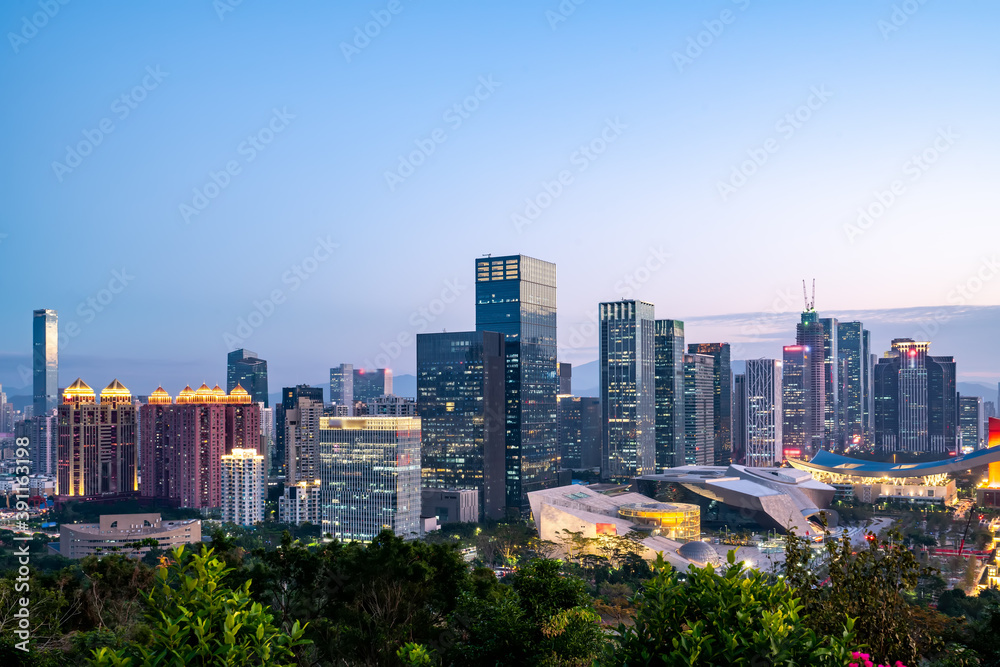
[
  {"x1": 795, "y1": 311, "x2": 826, "y2": 456},
  {"x1": 958, "y1": 395, "x2": 983, "y2": 449},
  {"x1": 275, "y1": 384, "x2": 324, "y2": 478},
  {"x1": 227, "y1": 349, "x2": 269, "y2": 407},
  {"x1": 353, "y1": 368, "x2": 392, "y2": 404},
  {"x1": 838, "y1": 322, "x2": 872, "y2": 447},
  {"x1": 818, "y1": 317, "x2": 841, "y2": 449},
  {"x1": 683, "y1": 353, "x2": 715, "y2": 466},
  {"x1": 329, "y1": 363, "x2": 354, "y2": 414},
  {"x1": 732, "y1": 373, "x2": 746, "y2": 464},
  {"x1": 687, "y1": 343, "x2": 732, "y2": 465},
  {"x1": 416, "y1": 330, "x2": 506, "y2": 520},
  {"x1": 600, "y1": 300, "x2": 655, "y2": 481},
  {"x1": 558, "y1": 395, "x2": 601, "y2": 469},
  {"x1": 475, "y1": 254, "x2": 558, "y2": 513},
  {"x1": 654, "y1": 320, "x2": 685, "y2": 470},
  {"x1": 781, "y1": 345, "x2": 810, "y2": 458},
  {"x1": 33, "y1": 309, "x2": 58, "y2": 416}
]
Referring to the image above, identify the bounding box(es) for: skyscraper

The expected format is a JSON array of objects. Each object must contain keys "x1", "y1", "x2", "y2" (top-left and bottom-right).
[
  {"x1": 221, "y1": 448, "x2": 265, "y2": 525},
  {"x1": 745, "y1": 359, "x2": 783, "y2": 467},
  {"x1": 687, "y1": 343, "x2": 732, "y2": 465},
  {"x1": 416, "y1": 331, "x2": 506, "y2": 520},
  {"x1": 475, "y1": 254, "x2": 558, "y2": 512},
  {"x1": 557, "y1": 362, "x2": 572, "y2": 395},
  {"x1": 683, "y1": 353, "x2": 715, "y2": 466},
  {"x1": 782, "y1": 345, "x2": 811, "y2": 459},
  {"x1": 319, "y1": 416, "x2": 421, "y2": 541},
  {"x1": 873, "y1": 339, "x2": 957, "y2": 454},
  {"x1": 732, "y1": 373, "x2": 746, "y2": 464},
  {"x1": 329, "y1": 363, "x2": 354, "y2": 414},
  {"x1": 654, "y1": 320, "x2": 685, "y2": 470},
  {"x1": 353, "y1": 368, "x2": 392, "y2": 403},
  {"x1": 226, "y1": 349, "x2": 269, "y2": 407},
  {"x1": 795, "y1": 311, "x2": 826, "y2": 455},
  {"x1": 818, "y1": 317, "x2": 841, "y2": 449},
  {"x1": 558, "y1": 396, "x2": 601, "y2": 470},
  {"x1": 33, "y1": 309, "x2": 58, "y2": 416},
  {"x1": 285, "y1": 396, "x2": 324, "y2": 485},
  {"x1": 958, "y1": 394, "x2": 984, "y2": 450},
  {"x1": 274, "y1": 384, "x2": 324, "y2": 478},
  {"x1": 600, "y1": 300, "x2": 656, "y2": 481},
  {"x1": 57, "y1": 379, "x2": 137, "y2": 499},
  {"x1": 838, "y1": 322, "x2": 872, "y2": 447}
]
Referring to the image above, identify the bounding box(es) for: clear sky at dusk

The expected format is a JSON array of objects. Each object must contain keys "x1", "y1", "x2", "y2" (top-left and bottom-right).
[{"x1": 1, "y1": 0, "x2": 998, "y2": 395}]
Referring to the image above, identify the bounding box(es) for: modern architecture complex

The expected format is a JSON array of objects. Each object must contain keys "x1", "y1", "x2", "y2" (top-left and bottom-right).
[
  {"x1": 600, "y1": 300, "x2": 655, "y2": 481},
  {"x1": 57, "y1": 513, "x2": 201, "y2": 559},
  {"x1": 654, "y1": 319, "x2": 685, "y2": 471}
]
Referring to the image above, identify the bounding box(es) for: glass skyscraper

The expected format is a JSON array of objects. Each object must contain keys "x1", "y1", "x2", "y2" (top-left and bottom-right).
[
  {"x1": 329, "y1": 363, "x2": 354, "y2": 414},
  {"x1": 33, "y1": 309, "x2": 58, "y2": 416},
  {"x1": 353, "y1": 368, "x2": 392, "y2": 403},
  {"x1": 227, "y1": 349, "x2": 269, "y2": 407},
  {"x1": 745, "y1": 359, "x2": 783, "y2": 467},
  {"x1": 600, "y1": 300, "x2": 655, "y2": 481},
  {"x1": 416, "y1": 330, "x2": 506, "y2": 520},
  {"x1": 654, "y1": 320, "x2": 685, "y2": 470},
  {"x1": 732, "y1": 373, "x2": 746, "y2": 464},
  {"x1": 683, "y1": 353, "x2": 715, "y2": 466},
  {"x1": 795, "y1": 311, "x2": 826, "y2": 456},
  {"x1": 818, "y1": 317, "x2": 841, "y2": 449},
  {"x1": 958, "y1": 394, "x2": 984, "y2": 450},
  {"x1": 782, "y1": 345, "x2": 811, "y2": 458},
  {"x1": 475, "y1": 254, "x2": 558, "y2": 513},
  {"x1": 275, "y1": 384, "x2": 324, "y2": 478},
  {"x1": 838, "y1": 322, "x2": 872, "y2": 447},
  {"x1": 687, "y1": 343, "x2": 732, "y2": 465}
]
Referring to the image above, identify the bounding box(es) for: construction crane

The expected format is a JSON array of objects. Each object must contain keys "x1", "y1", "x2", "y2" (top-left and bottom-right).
[{"x1": 802, "y1": 278, "x2": 816, "y2": 311}]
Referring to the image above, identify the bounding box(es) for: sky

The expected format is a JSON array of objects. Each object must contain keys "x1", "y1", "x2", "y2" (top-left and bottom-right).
[{"x1": 1, "y1": 0, "x2": 999, "y2": 397}]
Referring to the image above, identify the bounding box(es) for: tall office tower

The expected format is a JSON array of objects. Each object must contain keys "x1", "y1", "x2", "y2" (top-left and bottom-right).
[
  {"x1": 329, "y1": 363, "x2": 354, "y2": 414},
  {"x1": 558, "y1": 395, "x2": 581, "y2": 468},
  {"x1": 732, "y1": 374, "x2": 747, "y2": 464},
  {"x1": 558, "y1": 363, "x2": 572, "y2": 395},
  {"x1": 558, "y1": 396, "x2": 602, "y2": 470},
  {"x1": 781, "y1": 345, "x2": 811, "y2": 459},
  {"x1": 285, "y1": 396, "x2": 323, "y2": 484},
  {"x1": 274, "y1": 385, "x2": 324, "y2": 478},
  {"x1": 654, "y1": 320, "x2": 685, "y2": 470},
  {"x1": 139, "y1": 384, "x2": 260, "y2": 508},
  {"x1": 259, "y1": 404, "x2": 273, "y2": 471},
  {"x1": 817, "y1": 317, "x2": 842, "y2": 449},
  {"x1": 318, "y1": 416, "x2": 421, "y2": 541},
  {"x1": 599, "y1": 300, "x2": 656, "y2": 481},
  {"x1": 57, "y1": 379, "x2": 137, "y2": 499},
  {"x1": 475, "y1": 254, "x2": 558, "y2": 512},
  {"x1": 0, "y1": 386, "x2": 7, "y2": 432},
  {"x1": 33, "y1": 309, "x2": 59, "y2": 416},
  {"x1": 687, "y1": 343, "x2": 732, "y2": 465},
  {"x1": 353, "y1": 368, "x2": 393, "y2": 403},
  {"x1": 986, "y1": 402, "x2": 998, "y2": 437},
  {"x1": 221, "y1": 449, "x2": 265, "y2": 525},
  {"x1": 795, "y1": 311, "x2": 826, "y2": 455},
  {"x1": 838, "y1": 322, "x2": 871, "y2": 447},
  {"x1": 958, "y1": 395, "x2": 984, "y2": 450},
  {"x1": 226, "y1": 349, "x2": 269, "y2": 407},
  {"x1": 417, "y1": 331, "x2": 506, "y2": 520},
  {"x1": 683, "y1": 353, "x2": 715, "y2": 466},
  {"x1": 31, "y1": 413, "x2": 57, "y2": 476},
  {"x1": 745, "y1": 359, "x2": 783, "y2": 467},
  {"x1": 873, "y1": 339, "x2": 957, "y2": 454}
]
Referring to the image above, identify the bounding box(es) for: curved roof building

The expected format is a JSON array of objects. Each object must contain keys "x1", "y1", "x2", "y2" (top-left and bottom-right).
[{"x1": 788, "y1": 445, "x2": 1000, "y2": 479}]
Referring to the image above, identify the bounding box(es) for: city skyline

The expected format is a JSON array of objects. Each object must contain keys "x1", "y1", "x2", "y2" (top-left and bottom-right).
[{"x1": 2, "y1": 2, "x2": 998, "y2": 396}]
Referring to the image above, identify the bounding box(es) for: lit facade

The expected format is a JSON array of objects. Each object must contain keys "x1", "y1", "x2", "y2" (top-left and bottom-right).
[
  {"x1": 795, "y1": 311, "x2": 826, "y2": 456},
  {"x1": 782, "y1": 345, "x2": 810, "y2": 459},
  {"x1": 958, "y1": 394, "x2": 984, "y2": 450},
  {"x1": 654, "y1": 320, "x2": 685, "y2": 471},
  {"x1": 687, "y1": 343, "x2": 732, "y2": 466},
  {"x1": 617, "y1": 502, "x2": 700, "y2": 541},
  {"x1": 279, "y1": 479, "x2": 322, "y2": 525},
  {"x1": 275, "y1": 385, "x2": 323, "y2": 479},
  {"x1": 683, "y1": 353, "x2": 715, "y2": 466},
  {"x1": 838, "y1": 322, "x2": 872, "y2": 446},
  {"x1": 57, "y1": 379, "x2": 137, "y2": 499},
  {"x1": 318, "y1": 416, "x2": 421, "y2": 542},
  {"x1": 818, "y1": 317, "x2": 842, "y2": 449},
  {"x1": 33, "y1": 309, "x2": 59, "y2": 416},
  {"x1": 285, "y1": 396, "x2": 323, "y2": 484},
  {"x1": 221, "y1": 448, "x2": 265, "y2": 525},
  {"x1": 475, "y1": 254, "x2": 558, "y2": 513},
  {"x1": 329, "y1": 363, "x2": 354, "y2": 414},
  {"x1": 600, "y1": 300, "x2": 656, "y2": 481},
  {"x1": 745, "y1": 359, "x2": 783, "y2": 467},
  {"x1": 58, "y1": 513, "x2": 200, "y2": 559}
]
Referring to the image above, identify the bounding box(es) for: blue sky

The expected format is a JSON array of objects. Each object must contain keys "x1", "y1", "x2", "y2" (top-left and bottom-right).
[{"x1": 1, "y1": 0, "x2": 998, "y2": 396}]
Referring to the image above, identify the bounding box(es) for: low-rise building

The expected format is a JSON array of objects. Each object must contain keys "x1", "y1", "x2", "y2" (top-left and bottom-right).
[{"x1": 56, "y1": 513, "x2": 201, "y2": 559}]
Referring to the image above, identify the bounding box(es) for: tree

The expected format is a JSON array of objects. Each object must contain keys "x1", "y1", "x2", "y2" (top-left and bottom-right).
[
  {"x1": 611, "y1": 552, "x2": 855, "y2": 666},
  {"x1": 89, "y1": 545, "x2": 307, "y2": 666}
]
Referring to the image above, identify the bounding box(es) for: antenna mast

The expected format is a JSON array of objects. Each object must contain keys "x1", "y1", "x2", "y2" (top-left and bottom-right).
[{"x1": 802, "y1": 278, "x2": 816, "y2": 311}]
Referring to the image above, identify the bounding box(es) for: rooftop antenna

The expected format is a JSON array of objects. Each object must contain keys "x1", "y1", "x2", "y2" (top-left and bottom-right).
[{"x1": 802, "y1": 279, "x2": 816, "y2": 311}]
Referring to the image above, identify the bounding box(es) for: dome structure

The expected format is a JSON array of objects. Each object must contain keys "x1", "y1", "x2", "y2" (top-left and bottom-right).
[
  {"x1": 677, "y1": 541, "x2": 723, "y2": 567},
  {"x1": 149, "y1": 386, "x2": 173, "y2": 404},
  {"x1": 176, "y1": 385, "x2": 196, "y2": 404},
  {"x1": 64, "y1": 378, "x2": 97, "y2": 403},
  {"x1": 100, "y1": 379, "x2": 132, "y2": 402}
]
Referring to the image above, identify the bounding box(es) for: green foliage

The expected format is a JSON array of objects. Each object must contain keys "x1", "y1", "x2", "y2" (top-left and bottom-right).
[
  {"x1": 611, "y1": 552, "x2": 855, "y2": 666},
  {"x1": 88, "y1": 544, "x2": 307, "y2": 667}
]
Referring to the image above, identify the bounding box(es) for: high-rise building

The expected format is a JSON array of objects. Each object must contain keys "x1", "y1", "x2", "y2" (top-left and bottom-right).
[
  {"x1": 33, "y1": 309, "x2": 58, "y2": 417},
  {"x1": 732, "y1": 373, "x2": 746, "y2": 464},
  {"x1": 0, "y1": 385, "x2": 8, "y2": 433},
  {"x1": 318, "y1": 416, "x2": 421, "y2": 541},
  {"x1": 259, "y1": 404, "x2": 273, "y2": 472},
  {"x1": 226, "y1": 349, "x2": 269, "y2": 407},
  {"x1": 818, "y1": 317, "x2": 842, "y2": 449},
  {"x1": 558, "y1": 396, "x2": 602, "y2": 470},
  {"x1": 57, "y1": 379, "x2": 137, "y2": 499},
  {"x1": 558, "y1": 363, "x2": 572, "y2": 395},
  {"x1": 329, "y1": 363, "x2": 354, "y2": 414},
  {"x1": 221, "y1": 448, "x2": 265, "y2": 525},
  {"x1": 416, "y1": 331, "x2": 506, "y2": 520},
  {"x1": 683, "y1": 353, "x2": 715, "y2": 466},
  {"x1": 782, "y1": 345, "x2": 811, "y2": 459},
  {"x1": 475, "y1": 254, "x2": 558, "y2": 512},
  {"x1": 279, "y1": 479, "x2": 321, "y2": 525},
  {"x1": 285, "y1": 396, "x2": 323, "y2": 485},
  {"x1": 795, "y1": 311, "x2": 826, "y2": 455},
  {"x1": 139, "y1": 384, "x2": 260, "y2": 508},
  {"x1": 360, "y1": 395, "x2": 417, "y2": 416},
  {"x1": 353, "y1": 368, "x2": 393, "y2": 404},
  {"x1": 31, "y1": 413, "x2": 57, "y2": 477},
  {"x1": 958, "y1": 394, "x2": 984, "y2": 450},
  {"x1": 873, "y1": 339, "x2": 957, "y2": 454},
  {"x1": 654, "y1": 320, "x2": 685, "y2": 470},
  {"x1": 687, "y1": 343, "x2": 732, "y2": 465},
  {"x1": 600, "y1": 300, "x2": 656, "y2": 481},
  {"x1": 274, "y1": 385, "x2": 324, "y2": 478},
  {"x1": 838, "y1": 322, "x2": 872, "y2": 447},
  {"x1": 745, "y1": 359, "x2": 783, "y2": 467}
]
